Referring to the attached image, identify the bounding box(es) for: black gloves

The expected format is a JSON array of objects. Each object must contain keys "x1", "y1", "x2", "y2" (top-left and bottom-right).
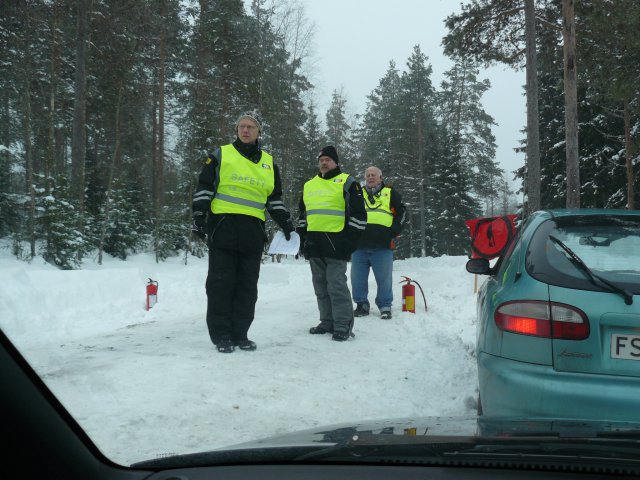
[
  {"x1": 296, "y1": 227, "x2": 305, "y2": 254},
  {"x1": 283, "y1": 221, "x2": 294, "y2": 241},
  {"x1": 191, "y1": 211, "x2": 207, "y2": 242}
]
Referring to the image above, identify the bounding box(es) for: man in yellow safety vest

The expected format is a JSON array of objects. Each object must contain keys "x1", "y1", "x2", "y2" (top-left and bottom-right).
[
  {"x1": 351, "y1": 166, "x2": 406, "y2": 320},
  {"x1": 298, "y1": 146, "x2": 366, "y2": 341},
  {"x1": 192, "y1": 111, "x2": 294, "y2": 353}
]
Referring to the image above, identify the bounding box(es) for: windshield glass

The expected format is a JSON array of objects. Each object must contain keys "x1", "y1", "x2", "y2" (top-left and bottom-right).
[
  {"x1": 2, "y1": 0, "x2": 640, "y2": 475},
  {"x1": 527, "y1": 216, "x2": 640, "y2": 294}
]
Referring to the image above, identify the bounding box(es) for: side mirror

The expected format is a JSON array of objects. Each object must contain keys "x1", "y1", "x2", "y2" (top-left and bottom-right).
[{"x1": 466, "y1": 258, "x2": 492, "y2": 275}]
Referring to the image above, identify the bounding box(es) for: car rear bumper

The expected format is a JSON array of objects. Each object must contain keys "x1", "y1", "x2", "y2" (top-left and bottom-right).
[{"x1": 478, "y1": 351, "x2": 640, "y2": 421}]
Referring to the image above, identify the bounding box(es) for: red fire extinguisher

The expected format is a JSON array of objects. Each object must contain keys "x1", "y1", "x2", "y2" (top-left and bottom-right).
[
  {"x1": 146, "y1": 278, "x2": 159, "y2": 311},
  {"x1": 399, "y1": 276, "x2": 427, "y2": 313}
]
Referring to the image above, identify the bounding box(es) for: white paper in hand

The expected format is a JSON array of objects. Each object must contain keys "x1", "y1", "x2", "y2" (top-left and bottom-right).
[{"x1": 267, "y1": 230, "x2": 300, "y2": 256}]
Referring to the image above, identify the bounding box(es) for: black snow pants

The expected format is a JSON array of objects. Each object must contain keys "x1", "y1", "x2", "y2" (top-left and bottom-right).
[{"x1": 204, "y1": 214, "x2": 266, "y2": 345}]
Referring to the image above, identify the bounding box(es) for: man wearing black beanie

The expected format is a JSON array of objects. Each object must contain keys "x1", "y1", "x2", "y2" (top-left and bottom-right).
[
  {"x1": 297, "y1": 145, "x2": 367, "y2": 341},
  {"x1": 318, "y1": 145, "x2": 339, "y2": 163}
]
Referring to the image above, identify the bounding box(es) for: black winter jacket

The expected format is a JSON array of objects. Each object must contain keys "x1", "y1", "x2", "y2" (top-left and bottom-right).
[
  {"x1": 192, "y1": 139, "x2": 294, "y2": 253},
  {"x1": 357, "y1": 183, "x2": 406, "y2": 250},
  {"x1": 297, "y1": 167, "x2": 367, "y2": 261}
]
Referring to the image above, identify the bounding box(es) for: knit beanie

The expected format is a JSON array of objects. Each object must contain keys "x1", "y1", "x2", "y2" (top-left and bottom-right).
[
  {"x1": 235, "y1": 111, "x2": 263, "y2": 133},
  {"x1": 318, "y1": 145, "x2": 339, "y2": 163}
]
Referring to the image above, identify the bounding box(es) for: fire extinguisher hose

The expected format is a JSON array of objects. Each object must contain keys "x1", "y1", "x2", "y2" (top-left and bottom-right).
[{"x1": 412, "y1": 279, "x2": 428, "y2": 312}]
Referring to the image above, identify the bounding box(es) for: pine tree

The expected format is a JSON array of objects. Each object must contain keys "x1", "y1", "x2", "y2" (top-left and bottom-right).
[
  {"x1": 357, "y1": 61, "x2": 404, "y2": 179},
  {"x1": 99, "y1": 176, "x2": 149, "y2": 260},
  {"x1": 182, "y1": 0, "x2": 248, "y2": 158},
  {"x1": 498, "y1": 174, "x2": 518, "y2": 215},
  {"x1": 579, "y1": 0, "x2": 640, "y2": 208},
  {"x1": 437, "y1": 58, "x2": 501, "y2": 206},
  {"x1": 40, "y1": 174, "x2": 83, "y2": 269},
  {"x1": 325, "y1": 89, "x2": 353, "y2": 158},
  {"x1": 530, "y1": 3, "x2": 635, "y2": 210},
  {"x1": 154, "y1": 191, "x2": 189, "y2": 261},
  {"x1": 429, "y1": 130, "x2": 482, "y2": 255},
  {"x1": 304, "y1": 102, "x2": 326, "y2": 168},
  {"x1": 443, "y1": 0, "x2": 543, "y2": 215},
  {"x1": 288, "y1": 102, "x2": 325, "y2": 215},
  {"x1": 398, "y1": 45, "x2": 438, "y2": 257},
  {"x1": 246, "y1": 0, "x2": 311, "y2": 188}
]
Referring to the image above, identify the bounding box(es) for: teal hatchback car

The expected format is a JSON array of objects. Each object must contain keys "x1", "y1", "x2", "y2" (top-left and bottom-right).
[{"x1": 466, "y1": 209, "x2": 640, "y2": 420}]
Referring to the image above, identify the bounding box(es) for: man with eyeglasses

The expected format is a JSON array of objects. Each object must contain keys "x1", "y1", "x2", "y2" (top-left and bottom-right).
[
  {"x1": 351, "y1": 166, "x2": 406, "y2": 320},
  {"x1": 191, "y1": 111, "x2": 295, "y2": 353}
]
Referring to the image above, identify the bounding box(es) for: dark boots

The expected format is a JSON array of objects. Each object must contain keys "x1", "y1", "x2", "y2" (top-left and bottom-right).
[{"x1": 354, "y1": 302, "x2": 370, "y2": 317}]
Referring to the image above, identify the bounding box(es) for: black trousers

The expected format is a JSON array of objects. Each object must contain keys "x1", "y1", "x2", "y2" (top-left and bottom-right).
[{"x1": 205, "y1": 247, "x2": 262, "y2": 345}]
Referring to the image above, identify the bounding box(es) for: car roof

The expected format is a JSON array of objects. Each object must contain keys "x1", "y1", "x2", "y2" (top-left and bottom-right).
[
  {"x1": 539, "y1": 208, "x2": 639, "y2": 217},
  {"x1": 526, "y1": 209, "x2": 640, "y2": 226}
]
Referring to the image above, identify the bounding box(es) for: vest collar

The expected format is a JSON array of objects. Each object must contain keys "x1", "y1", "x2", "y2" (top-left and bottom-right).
[
  {"x1": 319, "y1": 166, "x2": 342, "y2": 180},
  {"x1": 233, "y1": 138, "x2": 262, "y2": 162},
  {"x1": 365, "y1": 182, "x2": 384, "y2": 202}
]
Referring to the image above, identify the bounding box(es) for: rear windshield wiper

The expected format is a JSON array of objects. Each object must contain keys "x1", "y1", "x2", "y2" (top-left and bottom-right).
[{"x1": 549, "y1": 235, "x2": 634, "y2": 305}]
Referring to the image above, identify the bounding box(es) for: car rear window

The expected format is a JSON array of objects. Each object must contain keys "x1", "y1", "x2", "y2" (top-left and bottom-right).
[{"x1": 526, "y1": 215, "x2": 640, "y2": 294}]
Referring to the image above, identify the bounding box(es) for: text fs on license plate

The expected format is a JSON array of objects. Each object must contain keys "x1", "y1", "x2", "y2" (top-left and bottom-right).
[{"x1": 611, "y1": 334, "x2": 640, "y2": 360}]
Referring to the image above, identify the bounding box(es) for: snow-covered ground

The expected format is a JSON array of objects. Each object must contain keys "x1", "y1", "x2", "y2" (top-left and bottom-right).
[{"x1": 0, "y1": 247, "x2": 479, "y2": 465}]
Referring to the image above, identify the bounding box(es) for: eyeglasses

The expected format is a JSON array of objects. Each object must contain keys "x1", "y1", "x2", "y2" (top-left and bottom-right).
[{"x1": 238, "y1": 124, "x2": 258, "y2": 130}]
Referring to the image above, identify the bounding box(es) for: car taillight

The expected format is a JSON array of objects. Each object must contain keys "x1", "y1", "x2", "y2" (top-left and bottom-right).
[{"x1": 495, "y1": 301, "x2": 589, "y2": 340}]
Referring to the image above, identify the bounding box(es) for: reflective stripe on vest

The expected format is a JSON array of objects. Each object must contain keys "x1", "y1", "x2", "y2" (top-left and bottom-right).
[
  {"x1": 303, "y1": 173, "x2": 350, "y2": 232},
  {"x1": 365, "y1": 186, "x2": 393, "y2": 227},
  {"x1": 211, "y1": 144, "x2": 275, "y2": 221}
]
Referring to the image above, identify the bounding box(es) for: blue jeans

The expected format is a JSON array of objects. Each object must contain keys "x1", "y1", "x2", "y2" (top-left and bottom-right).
[{"x1": 350, "y1": 248, "x2": 394, "y2": 312}]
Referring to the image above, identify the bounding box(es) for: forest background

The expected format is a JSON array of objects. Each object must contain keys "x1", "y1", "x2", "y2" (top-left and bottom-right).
[{"x1": 0, "y1": 0, "x2": 638, "y2": 269}]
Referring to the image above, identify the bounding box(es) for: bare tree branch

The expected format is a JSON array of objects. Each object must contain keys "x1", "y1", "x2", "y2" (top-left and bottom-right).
[{"x1": 536, "y1": 16, "x2": 562, "y2": 31}]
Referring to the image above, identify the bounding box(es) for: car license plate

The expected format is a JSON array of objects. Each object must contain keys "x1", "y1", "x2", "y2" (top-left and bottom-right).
[{"x1": 611, "y1": 334, "x2": 640, "y2": 360}]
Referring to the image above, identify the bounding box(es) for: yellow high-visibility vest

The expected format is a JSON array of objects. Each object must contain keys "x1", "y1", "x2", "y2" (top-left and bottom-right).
[
  {"x1": 365, "y1": 187, "x2": 393, "y2": 227},
  {"x1": 211, "y1": 144, "x2": 274, "y2": 220},
  {"x1": 303, "y1": 173, "x2": 350, "y2": 232}
]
